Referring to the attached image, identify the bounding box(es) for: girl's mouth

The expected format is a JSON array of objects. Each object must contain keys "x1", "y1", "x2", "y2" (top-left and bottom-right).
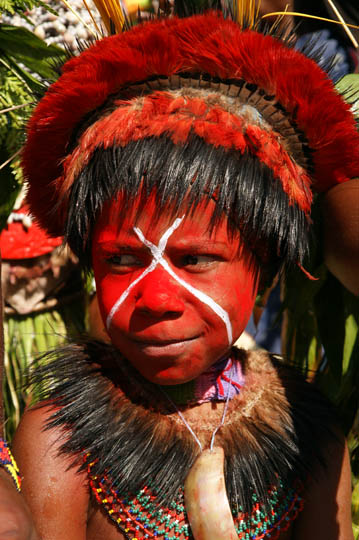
[{"x1": 132, "y1": 336, "x2": 199, "y2": 356}]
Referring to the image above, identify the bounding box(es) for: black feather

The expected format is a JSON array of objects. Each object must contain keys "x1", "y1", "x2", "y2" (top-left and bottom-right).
[
  {"x1": 29, "y1": 340, "x2": 337, "y2": 517},
  {"x1": 65, "y1": 135, "x2": 310, "y2": 279}
]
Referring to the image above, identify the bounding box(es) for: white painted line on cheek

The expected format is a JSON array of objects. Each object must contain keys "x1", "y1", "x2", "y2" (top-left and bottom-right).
[
  {"x1": 105, "y1": 215, "x2": 233, "y2": 346},
  {"x1": 159, "y1": 258, "x2": 233, "y2": 345},
  {"x1": 106, "y1": 259, "x2": 158, "y2": 331},
  {"x1": 106, "y1": 217, "x2": 184, "y2": 331}
]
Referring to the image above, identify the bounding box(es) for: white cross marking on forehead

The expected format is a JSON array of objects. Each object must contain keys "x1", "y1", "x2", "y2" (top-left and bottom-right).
[{"x1": 106, "y1": 216, "x2": 233, "y2": 345}]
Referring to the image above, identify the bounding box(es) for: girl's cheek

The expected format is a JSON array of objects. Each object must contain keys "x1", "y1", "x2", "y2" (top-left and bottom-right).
[
  {"x1": 94, "y1": 272, "x2": 128, "y2": 324},
  {"x1": 231, "y1": 281, "x2": 258, "y2": 335}
]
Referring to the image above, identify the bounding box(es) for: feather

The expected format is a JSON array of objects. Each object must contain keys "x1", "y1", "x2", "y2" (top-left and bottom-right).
[
  {"x1": 232, "y1": 0, "x2": 260, "y2": 30},
  {"x1": 24, "y1": 14, "x2": 359, "y2": 243},
  {"x1": 29, "y1": 340, "x2": 337, "y2": 515},
  {"x1": 91, "y1": 0, "x2": 126, "y2": 35}
]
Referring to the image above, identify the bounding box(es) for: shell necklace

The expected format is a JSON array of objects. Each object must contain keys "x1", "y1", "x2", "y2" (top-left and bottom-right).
[{"x1": 159, "y1": 363, "x2": 238, "y2": 540}]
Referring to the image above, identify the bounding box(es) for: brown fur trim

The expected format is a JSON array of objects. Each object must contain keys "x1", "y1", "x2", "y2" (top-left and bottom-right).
[{"x1": 31, "y1": 340, "x2": 336, "y2": 513}]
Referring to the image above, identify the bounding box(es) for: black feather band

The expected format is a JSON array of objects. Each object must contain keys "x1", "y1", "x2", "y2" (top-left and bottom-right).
[
  {"x1": 31, "y1": 340, "x2": 336, "y2": 515},
  {"x1": 65, "y1": 135, "x2": 311, "y2": 277}
]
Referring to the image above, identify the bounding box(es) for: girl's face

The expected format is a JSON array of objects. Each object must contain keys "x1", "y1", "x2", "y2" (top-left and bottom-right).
[{"x1": 92, "y1": 195, "x2": 259, "y2": 385}]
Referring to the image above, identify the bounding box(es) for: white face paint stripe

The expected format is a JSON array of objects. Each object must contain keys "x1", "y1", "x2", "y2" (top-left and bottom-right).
[
  {"x1": 158, "y1": 257, "x2": 233, "y2": 344},
  {"x1": 106, "y1": 217, "x2": 184, "y2": 330},
  {"x1": 106, "y1": 216, "x2": 233, "y2": 345},
  {"x1": 106, "y1": 259, "x2": 158, "y2": 330},
  {"x1": 134, "y1": 216, "x2": 184, "y2": 262}
]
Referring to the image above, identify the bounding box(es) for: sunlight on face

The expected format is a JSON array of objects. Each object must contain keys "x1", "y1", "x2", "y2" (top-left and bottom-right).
[{"x1": 92, "y1": 195, "x2": 259, "y2": 384}]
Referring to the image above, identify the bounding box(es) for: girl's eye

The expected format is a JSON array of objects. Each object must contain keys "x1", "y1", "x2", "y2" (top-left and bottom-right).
[
  {"x1": 106, "y1": 254, "x2": 142, "y2": 267},
  {"x1": 180, "y1": 254, "x2": 216, "y2": 268}
]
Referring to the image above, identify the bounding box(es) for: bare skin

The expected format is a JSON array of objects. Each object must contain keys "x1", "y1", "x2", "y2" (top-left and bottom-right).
[
  {"x1": 0, "y1": 258, "x2": 38, "y2": 540},
  {"x1": 0, "y1": 468, "x2": 38, "y2": 540},
  {"x1": 12, "y1": 202, "x2": 354, "y2": 540},
  {"x1": 13, "y1": 399, "x2": 353, "y2": 540}
]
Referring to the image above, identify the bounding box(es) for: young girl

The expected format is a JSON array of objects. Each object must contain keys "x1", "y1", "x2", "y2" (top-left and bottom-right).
[{"x1": 12, "y1": 6, "x2": 359, "y2": 539}]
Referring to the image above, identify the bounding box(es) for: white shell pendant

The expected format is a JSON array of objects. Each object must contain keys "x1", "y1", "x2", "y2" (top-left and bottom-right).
[{"x1": 184, "y1": 446, "x2": 238, "y2": 540}]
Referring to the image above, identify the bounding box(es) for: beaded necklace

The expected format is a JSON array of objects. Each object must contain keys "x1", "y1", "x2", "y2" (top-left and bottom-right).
[
  {"x1": 85, "y1": 353, "x2": 304, "y2": 539},
  {"x1": 88, "y1": 464, "x2": 303, "y2": 539},
  {"x1": 33, "y1": 342, "x2": 334, "y2": 539},
  {"x1": 0, "y1": 439, "x2": 21, "y2": 491}
]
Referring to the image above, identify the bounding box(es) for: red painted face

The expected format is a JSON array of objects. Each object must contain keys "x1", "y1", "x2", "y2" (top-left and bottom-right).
[{"x1": 92, "y1": 195, "x2": 259, "y2": 385}]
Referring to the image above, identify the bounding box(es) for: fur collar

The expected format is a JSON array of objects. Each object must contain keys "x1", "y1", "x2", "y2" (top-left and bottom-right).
[{"x1": 33, "y1": 340, "x2": 336, "y2": 514}]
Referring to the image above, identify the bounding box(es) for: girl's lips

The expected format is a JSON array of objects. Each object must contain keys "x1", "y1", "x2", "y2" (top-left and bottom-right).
[{"x1": 132, "y1": 336, "x2": 199, "y2": 356}]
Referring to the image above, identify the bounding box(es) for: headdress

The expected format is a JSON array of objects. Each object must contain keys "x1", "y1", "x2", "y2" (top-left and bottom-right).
[{"x1": 22, "y1": 1, "x2": 359, "y2": 276}]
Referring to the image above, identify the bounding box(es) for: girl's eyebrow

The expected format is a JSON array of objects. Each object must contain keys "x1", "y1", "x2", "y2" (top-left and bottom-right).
[
  {"x1": 98, "y1": 240, "x2": 232, "y2": 251},
  {"x1": 95, "y1": 241, "x2": 148, "y2": 251},
  {"x1": 167, "y1": 240, "x2": 232, "y2": 250}
]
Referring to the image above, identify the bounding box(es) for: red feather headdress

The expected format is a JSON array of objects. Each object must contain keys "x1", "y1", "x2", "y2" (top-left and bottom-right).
[{"x1": 22, "y1": 9, "x2": 359, "y2": 271}]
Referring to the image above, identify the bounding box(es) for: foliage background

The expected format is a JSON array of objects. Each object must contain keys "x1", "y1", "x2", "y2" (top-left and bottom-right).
[
  {"x1": 0, "y1": 0, "x2": 86, "y2": 444},
  {"x1": 0, "y1": 0, "x2": 359, "y2": 534},
  {"x1": 0, "y1": 0, "x2": 64, "y2": 230},
  {"x1": 282, "y1": 193, "x2": 359, "y2": 535}
]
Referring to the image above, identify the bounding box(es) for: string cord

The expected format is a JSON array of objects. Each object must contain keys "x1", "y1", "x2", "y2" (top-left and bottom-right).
[
  {"x1": 158, "y1": 387, "x2": 203, "y2": 452},
  {"x1": 210, "y1": 372, "x2": 233, "y2": 451},
  {"x1": 159, "y1": 362, "x2": 235, "y2": 453}
]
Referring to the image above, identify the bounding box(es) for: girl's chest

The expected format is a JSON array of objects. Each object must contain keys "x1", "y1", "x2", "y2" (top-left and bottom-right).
[
  {"x1": 86, "y1": 468, "x2": 302, "y2": 540},
  {"x1": 87, "y1": 501, "x2": 295, "y2": 540}
]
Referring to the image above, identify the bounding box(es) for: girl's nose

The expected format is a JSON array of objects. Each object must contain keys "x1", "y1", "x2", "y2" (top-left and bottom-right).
[{"x1": 134, "y1": 266, "x2": 185, "y2": 318}]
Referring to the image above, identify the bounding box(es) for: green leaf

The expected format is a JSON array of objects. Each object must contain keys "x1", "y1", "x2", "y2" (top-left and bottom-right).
[
  {"x1": 336, "y1": 74, "x2": 359, "y2": 94},
  {"x1": 307, "y1": 334, "x2": 321, "y2": 374},
  {"x1": 0, "y1": 24, "x2": 65, "y2": 80},
  {"x1": 353, "y1": 481, "x2": 359, "y2": 526},
  {"x1": 336, "y1": 74, "x2": 359, "y2": 121},
  {"x1": 2, "y1": 53, "x2": 45, "y2": 93},
  {"x1": 0, "y1": 142, "x2": 21, "y2": 231},
  {"x1": 0, "y1": 0, "x2": 49, "y2": 16},
  {"x1": 32, "y1": 0, "x2": 58, "y2": 16},
  {"x1": 344, "y1": 314, "x2": 359, "y2": 374},
  {"x1": 282, "y1": 261, "x2": 327, "y2": 372}
]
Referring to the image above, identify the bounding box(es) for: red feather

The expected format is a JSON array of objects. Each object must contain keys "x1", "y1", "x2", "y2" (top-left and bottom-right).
[
  {"x1": 55, "y1": 93, "x2": 312, "y2": 216},
  {"x1": 23, "y1": 13, "x2": 359, "y2": 236}
]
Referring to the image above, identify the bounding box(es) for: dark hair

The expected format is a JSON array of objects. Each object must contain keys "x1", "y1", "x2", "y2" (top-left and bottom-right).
[{"x1": 65, "y1": 133, "x2": 310, "y2": 279}]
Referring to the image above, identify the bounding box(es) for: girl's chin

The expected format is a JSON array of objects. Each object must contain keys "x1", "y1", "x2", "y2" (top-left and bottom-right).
[
  {"x1": 113, "y1": 337, "x2": 231, "y2": 385},
  {"x1": 135, "y1": 368, "x2": 197, "y2": 386},
  {"x1": 129, "y1": 361, "x2": 203, "y2": 386}
]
